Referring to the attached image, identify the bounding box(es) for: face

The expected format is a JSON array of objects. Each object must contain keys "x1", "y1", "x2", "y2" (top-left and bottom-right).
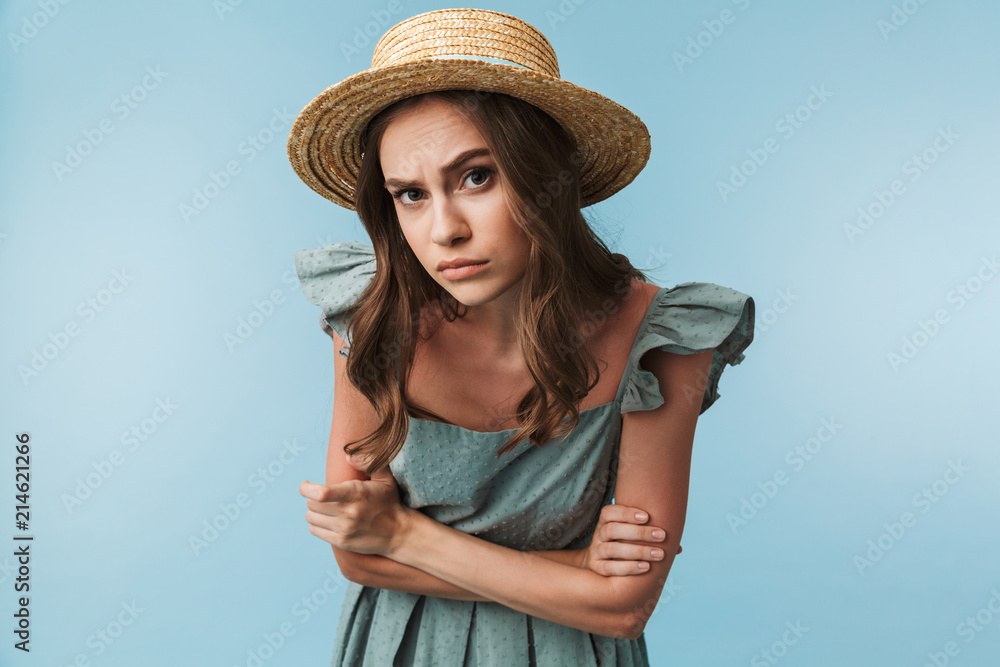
[{"x1": 379, "y1": 97, "x2": 531, "y2": 311}]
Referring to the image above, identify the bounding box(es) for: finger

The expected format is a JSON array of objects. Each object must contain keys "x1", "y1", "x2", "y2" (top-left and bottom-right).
[
  {"x1": 597, "y1": 541, "x2": 666, "y2": 563},
  {"x1": 300, "y1": 481, "x2": 336, "y2": 501},
  {"x1": 305, "y1": 498, "x2": 349, "y2": 516},
  {"x1": 304, "y1": 509, "x2": 342, "y2": 532},
  {"x1": 595, "y1": 558, "x2": 655, "y2": 577},
  {"x1": 603, "y1": 504, "x2": 652, "y2": 524},
  {"x1": 301, "y1": 480, "x2": 357, "y2": 503},
  {"x1": 600, "y1": 522, "x2": 668, "y2": 544},
  {"x1": 307, "y1": 522, "x2": 345, "y2": 549}
]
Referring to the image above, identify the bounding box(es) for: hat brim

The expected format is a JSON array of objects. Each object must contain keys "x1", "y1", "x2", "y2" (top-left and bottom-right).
[{"x1": 286, "y1": 59, "x2": 650, "y2": 210}]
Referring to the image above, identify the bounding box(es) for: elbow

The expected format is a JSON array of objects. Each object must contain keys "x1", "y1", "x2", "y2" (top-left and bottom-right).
[
  {"x1": 606, "y1": 575, "x2": 665, "y2": 640},
  {"x1": 331, "y1": 545, "x2": 366, "y2": 584},
  {"x1": 598, "y1": 609, "x2": 645, "y2": 641},
  {"x1": 610, "y1": 609, "x2": 646, "y2": 641},
  {"x1": 620, "y1": 615, "x2": 647, "y2": 642}
]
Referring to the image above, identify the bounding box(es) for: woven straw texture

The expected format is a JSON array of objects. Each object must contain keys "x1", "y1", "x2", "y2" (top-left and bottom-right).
[{"x1": 287, "y1": 7, "x2": 651, "y2": 210}]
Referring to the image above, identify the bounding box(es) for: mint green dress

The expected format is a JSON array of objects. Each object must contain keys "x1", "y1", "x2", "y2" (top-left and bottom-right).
[{"x1": 294, "y1": 241, "x2": 755, "y2": 667}]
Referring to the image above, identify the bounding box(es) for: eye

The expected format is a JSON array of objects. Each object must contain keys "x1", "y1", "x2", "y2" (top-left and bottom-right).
[
  {"x1": 390, "y1": 167, "x2": 495, "y2": 208},
  {"x1": 392, "y1": 188, "x2": 423, "y2": 206},
  {"x1": 464, "y1": 167, "x2": 494, "y2": 188}
]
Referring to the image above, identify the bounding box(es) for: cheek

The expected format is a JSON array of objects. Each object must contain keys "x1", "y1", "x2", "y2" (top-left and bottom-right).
[{"x1": 412, "y1": 247, "x2": 440, "y2": 278}]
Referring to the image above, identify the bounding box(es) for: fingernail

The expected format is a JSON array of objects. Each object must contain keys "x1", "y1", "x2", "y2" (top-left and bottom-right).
[
  {"x1": 652, "y1": 529, "x2": 665, "y2": 539},
  {"x1": 635, "y1": 512, "x2": 648, "y2": 521},
  {"x1": 638, "y1": 562, "x2": 649, "y2": 570},
  {"x1": 651, "y1": 549, "x2": 664, "y2": 558}
]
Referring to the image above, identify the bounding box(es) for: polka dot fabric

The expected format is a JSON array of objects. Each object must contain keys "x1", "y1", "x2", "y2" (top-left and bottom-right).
[
  {"x1": 292, "y1": 241, "x2": 755, "y2": 666},
  {"x1": 619, "y1": 282, "x2": 756, "y2": 415},
  {"x1": 294, "y1": 240, "x2": 376, "y2": 358}
]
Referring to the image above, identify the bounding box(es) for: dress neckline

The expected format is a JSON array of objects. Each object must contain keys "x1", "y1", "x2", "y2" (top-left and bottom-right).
[{"x1": 408, "y1": 285, "x2": 667, "y2": 437}]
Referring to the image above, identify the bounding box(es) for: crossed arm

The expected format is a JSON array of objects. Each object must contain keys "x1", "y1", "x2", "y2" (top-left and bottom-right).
[
  {"x1": 310, "y1": 333, "x2": 710, "y2": 640},
  {"x1": 331, "y1": 541, "x2": 584, "y2": 602}
]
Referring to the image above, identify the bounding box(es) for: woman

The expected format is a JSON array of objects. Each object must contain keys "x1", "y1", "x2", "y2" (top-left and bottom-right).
[{"x1": 291, "y1": 8, "x2": 754, "y2": 666}]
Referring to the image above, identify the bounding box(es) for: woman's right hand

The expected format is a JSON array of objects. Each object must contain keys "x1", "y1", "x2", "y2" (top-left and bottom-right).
[{"x1": 580, "y1": 504, "x2": 681, "y2": 576}]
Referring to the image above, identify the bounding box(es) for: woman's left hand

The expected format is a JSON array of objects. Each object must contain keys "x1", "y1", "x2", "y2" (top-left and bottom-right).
[{"x1": 299, "y1": 453, "x2": 413, "y2": 557}]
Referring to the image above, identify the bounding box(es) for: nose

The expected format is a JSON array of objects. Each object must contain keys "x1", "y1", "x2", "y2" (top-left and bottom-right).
[{"x1": 429, "y1": 197, "x2": 470, "y2": 246}]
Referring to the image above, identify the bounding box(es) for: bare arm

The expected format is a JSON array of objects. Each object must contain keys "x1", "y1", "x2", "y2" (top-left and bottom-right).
[
  {"x1": 603, "y1": 348, "x2": 712, "y2": 638},
  {"x1": 386, "y1": 507, "x2": 635, "y2": 638},
  {"x1": 339, "y1": 544, "x2": 583, "y2": 601},
  {"x1": 325, "y1": 332, "x2": 587, "y2": 599},
  {"x1": 379, "y1": 348, "x2": 712, "y2": 640}
]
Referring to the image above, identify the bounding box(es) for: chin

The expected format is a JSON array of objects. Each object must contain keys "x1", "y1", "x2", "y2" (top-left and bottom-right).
[
  {"x1": 439, "y1": 283, "x2": 497, "y2": 307},
  {"x1": 443, "y1": 288, "x2": 486, "y2": 307}
]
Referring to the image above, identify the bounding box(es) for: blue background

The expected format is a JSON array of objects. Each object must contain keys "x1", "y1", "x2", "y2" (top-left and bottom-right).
[{"x1": 2, "y1": 1, "x2": 998, "y2": 665}]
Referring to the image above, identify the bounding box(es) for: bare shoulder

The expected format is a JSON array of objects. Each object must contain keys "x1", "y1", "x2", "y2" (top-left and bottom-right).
[
  {"x1": 600, "y1": 278, "x2": 661, "y2": 341},
  {"x1": 632, "y1": 278, "x2": 661, "y2": 305}
]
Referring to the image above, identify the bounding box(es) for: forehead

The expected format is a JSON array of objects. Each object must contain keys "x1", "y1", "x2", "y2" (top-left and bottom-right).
[{"x1": 379, "y1": 99, "x2": 486, "y2": 170}]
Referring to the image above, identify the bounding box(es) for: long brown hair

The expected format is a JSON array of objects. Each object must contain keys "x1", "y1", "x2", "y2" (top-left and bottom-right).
[{"x1": 342, "y1": 89, "x2": 648, "y2": 473}]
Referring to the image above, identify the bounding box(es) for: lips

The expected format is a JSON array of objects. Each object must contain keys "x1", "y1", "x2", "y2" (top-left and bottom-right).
[{"x1": 437, "y1": 258, "x2": 487, "y2": 271}]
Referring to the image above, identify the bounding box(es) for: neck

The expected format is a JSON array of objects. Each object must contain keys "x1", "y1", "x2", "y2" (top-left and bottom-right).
[{"x1": 457, "y1": 290, "x2": 522, "y2": 360}]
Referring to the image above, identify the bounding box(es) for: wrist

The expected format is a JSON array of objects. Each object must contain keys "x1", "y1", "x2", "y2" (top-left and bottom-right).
[{"x1": 387, "y1": 505, "x2": 422, "y2": 562}]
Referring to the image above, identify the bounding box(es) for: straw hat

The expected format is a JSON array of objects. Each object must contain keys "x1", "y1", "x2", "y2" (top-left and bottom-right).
[{"x1": 286, "y1": 7, "x2": 651, "y2": 210}]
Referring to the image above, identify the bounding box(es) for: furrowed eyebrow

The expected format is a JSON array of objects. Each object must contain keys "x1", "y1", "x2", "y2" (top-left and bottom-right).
[{"x1": 384, "y1": 148, "x2": 492, "y2": 189}]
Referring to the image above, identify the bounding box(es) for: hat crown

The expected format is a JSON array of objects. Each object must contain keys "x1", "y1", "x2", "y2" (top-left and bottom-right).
[{"x1": 371, "y1": 8, "x2": 560, "y2": 78}]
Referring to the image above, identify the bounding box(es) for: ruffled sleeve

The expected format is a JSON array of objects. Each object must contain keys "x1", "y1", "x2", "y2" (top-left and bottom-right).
[
  {"x1": 293, "y1": 241, "x2": 376, "y2": 358},
  {"x1": 620, "y1": 282, "x2": 755, "y2": 415}
]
